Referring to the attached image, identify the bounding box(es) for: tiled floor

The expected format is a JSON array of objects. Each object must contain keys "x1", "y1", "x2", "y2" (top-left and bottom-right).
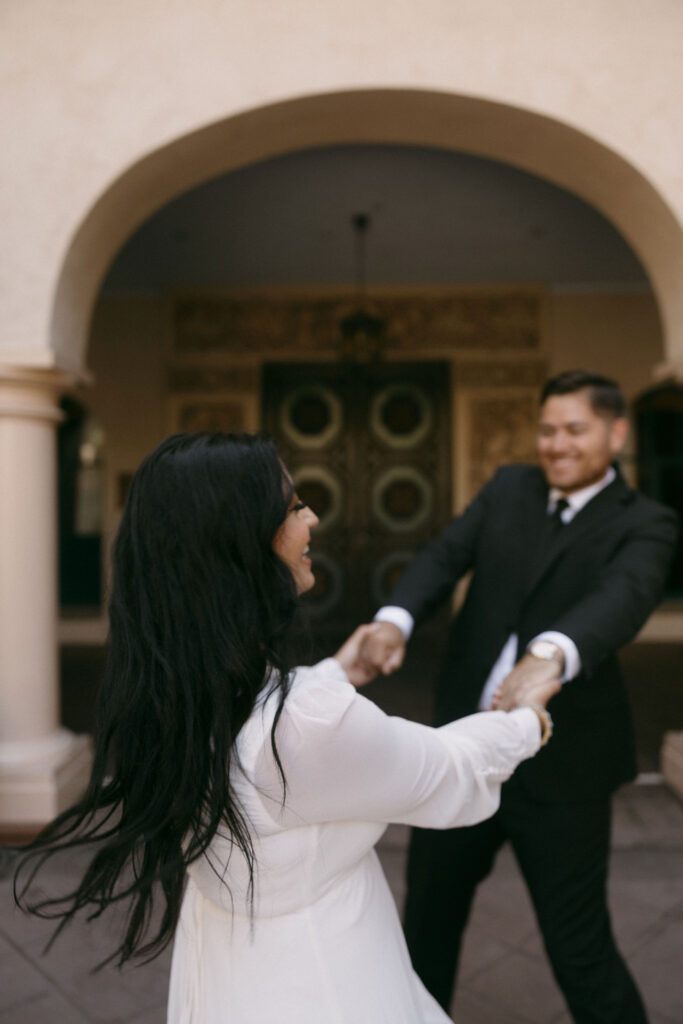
[
  {"x1": 2, "y1": 782, "x2": 682, "y2": 1023},
  {"x1": 381, "y1": 782, "x2": 683, "y2": 1023}
]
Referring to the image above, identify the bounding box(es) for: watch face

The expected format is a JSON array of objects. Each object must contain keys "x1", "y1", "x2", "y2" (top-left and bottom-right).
[{"x1": 531, "y1": 641, "x2": 563, "y2": 663}]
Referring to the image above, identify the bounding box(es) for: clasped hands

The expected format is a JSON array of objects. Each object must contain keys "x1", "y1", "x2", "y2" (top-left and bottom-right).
[
  {"x1": 334, "y1": 621, "x2": 560, "y2": 711},
  {"x1": 490, "y1": 653, "x2": 561, "y2": 711},
  {"x1": 333, "y1": 621, "x2": 406, "y2": 687}
]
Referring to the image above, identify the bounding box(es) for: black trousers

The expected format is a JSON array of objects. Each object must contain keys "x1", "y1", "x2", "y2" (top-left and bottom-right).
[{"x1": 403, "y1": 780, "x2": 648, "y2": 1023}]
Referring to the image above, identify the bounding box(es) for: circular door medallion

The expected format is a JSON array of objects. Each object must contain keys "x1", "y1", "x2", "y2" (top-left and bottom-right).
[
  {"x1": 281, "y1": 385, "x2": 343, "y2": 449},
  {"x1": 372, "y1": 550, "x2": 415, "y2": 605},
  {"x1": 372, "y1": 466, "x2": 433, "y2": 532},
  {"x1": 370, "y1": 384, "x2": 432, "y2": 449},
  {"x1": 292, "y1": 465, "x2": 343, "y2": 533}
]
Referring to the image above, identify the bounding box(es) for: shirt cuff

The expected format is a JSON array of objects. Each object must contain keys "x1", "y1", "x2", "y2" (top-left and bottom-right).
[
  {"x1": 374, "y1": 606, "x2": 414, "y2": 641},
  {"x1": 529, "y1": 631, "x2": 581, "y2": 683},
  {"x1": 508, "y1": 705, "x2": 543, "y2": 754}
]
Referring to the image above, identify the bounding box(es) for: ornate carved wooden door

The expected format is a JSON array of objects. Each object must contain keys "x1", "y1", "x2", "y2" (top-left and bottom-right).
[{"x1": 263, "y1": 362, "x2": 451, "y2": 638}]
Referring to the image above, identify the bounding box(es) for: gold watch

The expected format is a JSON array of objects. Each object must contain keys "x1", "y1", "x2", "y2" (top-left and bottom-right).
[{"x1": 528, "y1": 639, "x2": 565, "y2": 674}]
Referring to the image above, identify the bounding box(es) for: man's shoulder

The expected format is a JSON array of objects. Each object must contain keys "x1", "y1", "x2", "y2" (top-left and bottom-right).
[
  {"x1": 488, "y1": 463, "x2": 544, "y2": 489},
  {"x1": 623, "y1": 484, "x2": 680, "y2": 530}
]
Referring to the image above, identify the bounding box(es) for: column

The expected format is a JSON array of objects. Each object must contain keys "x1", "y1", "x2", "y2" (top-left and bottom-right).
[{"x1": 0, "y1": 367, "x2": 92, "y2": 831}]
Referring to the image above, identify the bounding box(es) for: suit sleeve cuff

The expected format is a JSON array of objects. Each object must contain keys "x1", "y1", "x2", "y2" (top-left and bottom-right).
[
  {"x1": 530, "y1": 631, "x2": 581, "y2": 682},
  {"x1": 374, "y1": 606, "x2": 414, "y2": 641}
]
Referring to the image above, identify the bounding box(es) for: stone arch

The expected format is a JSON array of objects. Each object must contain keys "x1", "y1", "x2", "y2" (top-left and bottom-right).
[{"x1": 51, "y1": 88, "x2": 683, "y2": 373}]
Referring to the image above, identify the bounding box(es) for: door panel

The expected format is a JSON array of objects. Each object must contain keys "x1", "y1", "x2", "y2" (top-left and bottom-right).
[{"x1": 263, "y1": 362, "x2": 451, "y2": 633}]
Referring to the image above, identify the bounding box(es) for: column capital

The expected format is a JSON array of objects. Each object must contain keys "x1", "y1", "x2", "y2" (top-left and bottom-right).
[{"x1": 0, "y1": 365, "x2": 83, "y2": 423}]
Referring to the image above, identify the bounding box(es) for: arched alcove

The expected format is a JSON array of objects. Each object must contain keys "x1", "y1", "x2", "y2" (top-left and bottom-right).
[{"x1": 49, "y1": 89, "x2": 683, "y2": 374}]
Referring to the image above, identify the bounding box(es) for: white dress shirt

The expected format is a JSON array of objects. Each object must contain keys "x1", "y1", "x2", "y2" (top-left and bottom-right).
[{"x1": 376, "y1": 467, "x2": 616, "y2": 710}]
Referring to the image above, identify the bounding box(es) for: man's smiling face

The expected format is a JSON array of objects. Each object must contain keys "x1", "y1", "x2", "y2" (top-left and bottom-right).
[{"x1": 537, "y1": 389, "x2": 628, "y2": 494}]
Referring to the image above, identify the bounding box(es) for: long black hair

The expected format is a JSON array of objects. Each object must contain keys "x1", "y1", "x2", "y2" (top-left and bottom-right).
[{"x1": 14, "y1": 431, "x2": 299, "y2": 966}]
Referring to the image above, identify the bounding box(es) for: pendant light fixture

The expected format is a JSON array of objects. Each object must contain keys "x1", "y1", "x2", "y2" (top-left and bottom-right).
[{"x1": 339, "y1": 212, "x2": 386, "y2": 362}]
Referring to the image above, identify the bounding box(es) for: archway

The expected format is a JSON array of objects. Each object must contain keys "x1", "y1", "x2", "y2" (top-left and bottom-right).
[
  {"x1": 4, "y1": 86, "x2": 682, "y2": 830},
  {"x1": 50, "y1": 88, "x2": 683, "y2": 376},
  {"x1": 64, "y1": 95, "x2": 681, "y2": 776}
]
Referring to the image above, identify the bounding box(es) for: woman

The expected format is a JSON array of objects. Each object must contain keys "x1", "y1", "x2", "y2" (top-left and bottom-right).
[{"x1": 14, "y1": 431, "x2": 557, "y2": 1023}]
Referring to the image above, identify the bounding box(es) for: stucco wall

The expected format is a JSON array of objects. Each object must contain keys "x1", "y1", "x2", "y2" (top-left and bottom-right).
[
  {"x1": 1, "y1": 0, "x2": 682, "y2": 373},
  {"x1": 546, "y1": 291, "x2": 663, "y2": 400}
]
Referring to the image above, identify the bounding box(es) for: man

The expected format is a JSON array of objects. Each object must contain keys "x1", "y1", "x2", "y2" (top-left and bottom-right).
[{"x1": 364, "y1": 370, "x2": 678, "y2": 1023}]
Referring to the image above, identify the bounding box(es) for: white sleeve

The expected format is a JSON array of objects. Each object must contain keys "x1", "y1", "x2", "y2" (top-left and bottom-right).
[
  {"x1": 374, "y1": 606, "x2": 415, "y2": 640},
  {"x1": 253, "y1": 658, "x2": 541, "y2": 830}
]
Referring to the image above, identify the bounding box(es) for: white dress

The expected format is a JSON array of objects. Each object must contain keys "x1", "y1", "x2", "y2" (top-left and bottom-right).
[{"x1": 167, "y1": 658, "x2": 541, "y2": 1023}]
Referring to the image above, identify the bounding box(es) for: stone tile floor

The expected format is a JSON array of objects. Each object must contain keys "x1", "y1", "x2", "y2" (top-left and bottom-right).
[{"x1": 1, "y1": 782, "x2": 682, "y2": 1023}]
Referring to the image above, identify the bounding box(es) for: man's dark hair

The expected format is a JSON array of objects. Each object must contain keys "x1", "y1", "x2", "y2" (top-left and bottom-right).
[{"x1": 540, "y1": 370, "x2": 627, "y2": 419}]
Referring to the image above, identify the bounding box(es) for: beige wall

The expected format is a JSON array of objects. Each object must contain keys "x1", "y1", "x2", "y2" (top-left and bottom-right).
[
  {"x1": 87, "y1": 297, "x2": 168, "y2": 533},
  {"x1": 546, "y1": 291, "x2": 663, "y2": 401},
  {"x1": 1, "y1": 0, "x2": 682, "y2": 377}
]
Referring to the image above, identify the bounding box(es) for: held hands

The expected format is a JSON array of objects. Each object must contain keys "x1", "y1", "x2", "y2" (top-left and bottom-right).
[
  {"x1": 333, "y1": 624, "x2": 383, "y2": 687},
  {"x1": 333, "y1": 621, "x2": 406, "y2": 687},
  {"x1": 491, "y1": 653, "x2": 562, "y2": 712},
  {"x1": 359, "y1": 620, "x2": 406, "y2": 677}
]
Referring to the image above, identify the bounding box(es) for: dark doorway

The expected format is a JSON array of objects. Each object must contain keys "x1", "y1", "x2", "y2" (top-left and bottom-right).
[
  {"x1": 58, "y1": 398, "x2": 103, "y2": 610},
  {"x1": 635, "y1": 383, "x2": 683, "y2": 597}
]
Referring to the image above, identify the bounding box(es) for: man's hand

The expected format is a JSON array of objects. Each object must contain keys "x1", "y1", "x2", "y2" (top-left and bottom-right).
[
  {"x1": 492, "y1": 653, "x2": 562, "y2": 711},
  {"x1": 359, "y1": 620, "x2": 406, "y2": 676}
]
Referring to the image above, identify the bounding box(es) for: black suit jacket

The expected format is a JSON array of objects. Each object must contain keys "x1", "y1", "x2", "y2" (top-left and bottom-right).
[{"x1": 390, "y1": 464, "x2": 679, "y2": 801}]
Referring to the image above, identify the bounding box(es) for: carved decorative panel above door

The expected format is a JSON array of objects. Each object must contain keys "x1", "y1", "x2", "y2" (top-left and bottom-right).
[{"x1": 263, "y1": 362, "x2": 451, "y2": 632}]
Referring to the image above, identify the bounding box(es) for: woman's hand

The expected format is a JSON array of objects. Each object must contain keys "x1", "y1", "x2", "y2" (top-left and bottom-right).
[
  {"x1": 359, "y1": 620, "x2": 406, "y2": 675},
  {"x1": 333, "y1": 623, "x2": 384, "y2": 687},
  {"x1": 521, "y1": 672, "x2": 562, "y2": 709}
]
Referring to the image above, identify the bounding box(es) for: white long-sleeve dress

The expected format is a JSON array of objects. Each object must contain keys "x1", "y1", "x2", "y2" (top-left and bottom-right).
[{"x1": 167, "y1": 658, "x2": 542, "y2": 1023}]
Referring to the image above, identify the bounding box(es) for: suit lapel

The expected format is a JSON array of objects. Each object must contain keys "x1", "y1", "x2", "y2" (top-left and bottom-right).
[{"x1": 522, "y1": 469, "x2": 632, "y2": 601}]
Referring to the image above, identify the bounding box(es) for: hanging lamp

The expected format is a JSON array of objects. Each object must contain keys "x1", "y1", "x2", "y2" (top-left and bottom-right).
[{"x1": 339, "y1": 213, "x2": 386, "y2": 362}]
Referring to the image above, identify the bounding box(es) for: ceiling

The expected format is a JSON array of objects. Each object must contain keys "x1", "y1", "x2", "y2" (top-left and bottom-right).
[{"x1": 103, "y1": 144, "x2": 648, "y2": 294}]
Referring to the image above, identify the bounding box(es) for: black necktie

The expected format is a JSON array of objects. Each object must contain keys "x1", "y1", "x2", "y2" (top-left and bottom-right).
[
  {"x1": 549, "y1": 497, "x2": 570, "y2": 530},
  {"x1": 531, "y1": 498, "x2": 570, "y2": 575}
]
